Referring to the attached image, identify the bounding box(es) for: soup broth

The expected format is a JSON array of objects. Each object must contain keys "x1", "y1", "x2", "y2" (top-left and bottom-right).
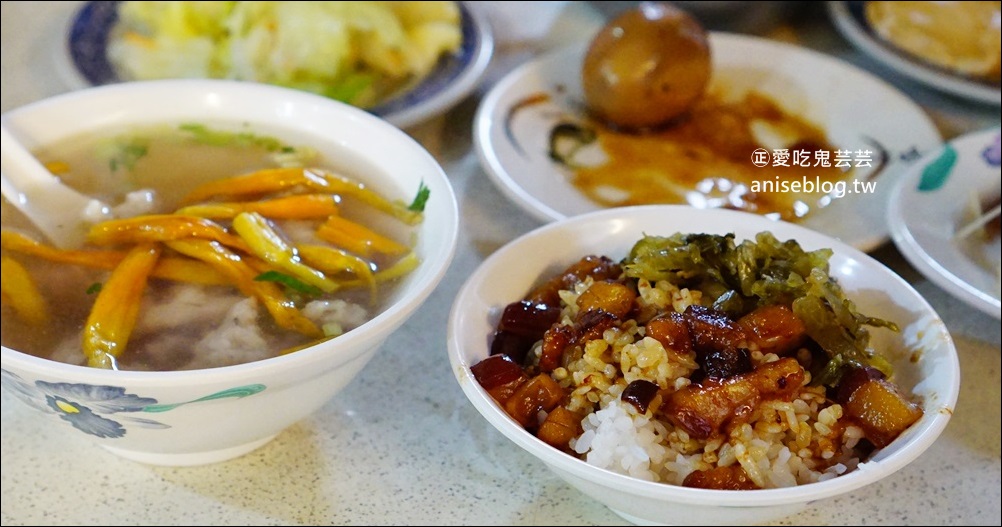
[{"x1": 1, "y1": 123, "x2": 422, "y2": 371}]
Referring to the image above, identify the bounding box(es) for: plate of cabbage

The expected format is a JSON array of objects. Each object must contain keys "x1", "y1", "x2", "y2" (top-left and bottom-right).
[{"x1": 63, "y1": 1, "x2": 494, "y2": 129}]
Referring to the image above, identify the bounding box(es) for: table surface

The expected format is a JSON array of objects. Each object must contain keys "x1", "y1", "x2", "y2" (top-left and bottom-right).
[{"x1": 2, "y1": 2, "x2": 999, "y2": 525}]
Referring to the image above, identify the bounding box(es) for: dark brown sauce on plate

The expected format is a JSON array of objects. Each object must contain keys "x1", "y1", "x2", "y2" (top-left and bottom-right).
[{"x1": 543, "y1": 91, "x2": 866, "y2": 222}]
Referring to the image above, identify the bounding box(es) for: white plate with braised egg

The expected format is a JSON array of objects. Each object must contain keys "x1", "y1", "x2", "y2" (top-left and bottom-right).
[
  {"x1": 887, "y1": 127, "x2": 1002, "y2": 319},
  {"x1": 473, "y1": 2, "x2": 942, "y2": 252}
]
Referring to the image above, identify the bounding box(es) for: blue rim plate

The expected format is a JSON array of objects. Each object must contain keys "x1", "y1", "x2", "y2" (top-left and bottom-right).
[
  {"x1": 887, "y1": 127, "x2": 1002, "y2": 319},
  {"x1": 64, "y1": 1, "x2": 494, "y2": 129}
]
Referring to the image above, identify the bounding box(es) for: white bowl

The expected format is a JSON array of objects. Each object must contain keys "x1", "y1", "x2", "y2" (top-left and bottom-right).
[
  {"x1": 447, "y1": 205, "x2": 959, "y2": 525},
  {"x1": 1, "y1": 79, "x2": 458, "y2": 466}
]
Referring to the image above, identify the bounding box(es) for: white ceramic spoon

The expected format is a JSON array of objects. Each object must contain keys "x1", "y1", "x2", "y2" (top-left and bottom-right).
[{"x1": 1, "y1": 124, "x2": 112, "y2": 249}]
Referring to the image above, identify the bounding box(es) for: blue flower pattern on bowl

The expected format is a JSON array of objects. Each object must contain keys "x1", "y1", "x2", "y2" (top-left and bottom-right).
[{"x1": 1, "y1": 369, "x2": 264, "y2": 439}]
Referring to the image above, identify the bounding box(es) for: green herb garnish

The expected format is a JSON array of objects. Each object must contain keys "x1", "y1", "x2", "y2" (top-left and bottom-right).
[
  {"x1": 107, "y1": 138, "x2": 149, "y2": 173},
  {"x1": 254, "y1": 270, "x2": 323, "y2": 296},
  {"x1": 408, "y1": 181, "x2": 430, "y2": 212},
  {"x1": 86, "y1": 283, "x2": 103, "y2": 295}
]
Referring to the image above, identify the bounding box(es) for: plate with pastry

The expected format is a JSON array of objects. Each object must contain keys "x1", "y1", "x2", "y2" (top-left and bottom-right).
[{"x1": 828, "y1": 1, "x2": 1001, "y2": 106}]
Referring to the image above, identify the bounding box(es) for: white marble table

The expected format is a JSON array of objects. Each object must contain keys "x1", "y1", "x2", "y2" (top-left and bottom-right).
[{"x1": 3, "y1": 2, "x2": 999, "y2": 525}]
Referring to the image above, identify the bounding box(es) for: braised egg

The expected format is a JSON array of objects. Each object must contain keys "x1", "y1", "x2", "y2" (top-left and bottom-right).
[{"x1": 581, "y1": 2, "x2": 712, "y2": 130}]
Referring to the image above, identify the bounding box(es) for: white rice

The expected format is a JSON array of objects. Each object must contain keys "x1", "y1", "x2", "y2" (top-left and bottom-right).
[
  {"x1": 571, "y1": 399, "x2": 670, "y2": 482},
  {"x1": 550, "y1": 276, "x2": 867, "y2": 488}
]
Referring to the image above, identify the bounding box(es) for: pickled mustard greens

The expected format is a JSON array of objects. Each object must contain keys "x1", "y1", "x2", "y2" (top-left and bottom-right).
[{"x1": 623, "y1": 232, "x2": 897, "y2": 386}]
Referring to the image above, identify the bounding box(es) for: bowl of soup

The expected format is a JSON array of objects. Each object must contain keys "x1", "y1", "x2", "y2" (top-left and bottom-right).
[{"x1": 0, "y1": 79, "x2": 459, "y2": 465}]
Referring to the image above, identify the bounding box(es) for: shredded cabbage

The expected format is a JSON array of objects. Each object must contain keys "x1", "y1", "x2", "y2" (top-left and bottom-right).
[{"x1": 107, "y1": 1, "x2": 463, "y2": 108}]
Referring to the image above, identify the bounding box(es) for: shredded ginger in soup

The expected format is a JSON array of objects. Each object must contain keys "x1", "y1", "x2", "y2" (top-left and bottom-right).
[{"x1": 1, "y1": 124, "x2": 428, "y2": 371}]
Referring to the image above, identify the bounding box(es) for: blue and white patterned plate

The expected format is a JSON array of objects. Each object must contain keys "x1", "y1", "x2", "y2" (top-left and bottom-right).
[
  {"x1": 888, "y1": 127, "x2": 1002, "y2": 319},
  {"x1": 65, "y1": 1, "x2": 494, "y2": 129}
]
